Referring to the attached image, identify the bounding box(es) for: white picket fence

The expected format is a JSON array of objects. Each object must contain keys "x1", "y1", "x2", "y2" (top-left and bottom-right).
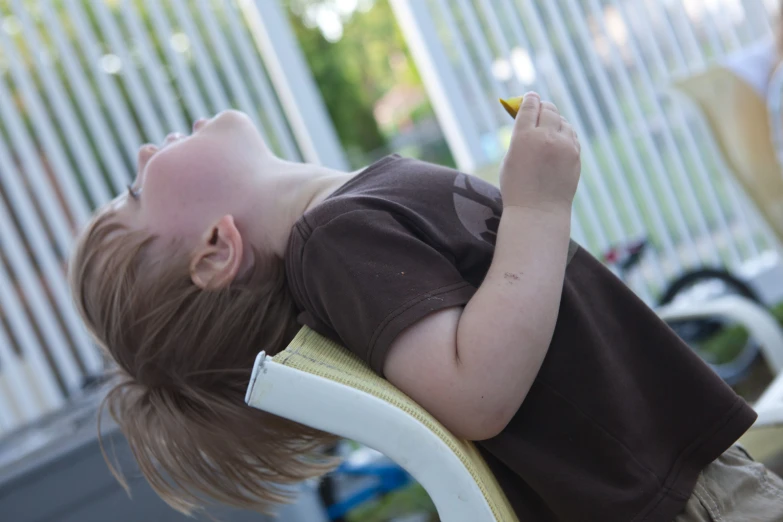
[
  {"x1": 391, "y1": 0, "x2": 783, "y2": 301},
  {"x1": 2, "y1": 0, "x2": 783, "y2": 437},
  {"x1": 0, "y1": 0, "x2": 346, "y2": 435}
]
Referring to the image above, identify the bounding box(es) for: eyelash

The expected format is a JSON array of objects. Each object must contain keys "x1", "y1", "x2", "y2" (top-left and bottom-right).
[{"x1": 127, "y1": 184, "x2": 140, "y2": 200}]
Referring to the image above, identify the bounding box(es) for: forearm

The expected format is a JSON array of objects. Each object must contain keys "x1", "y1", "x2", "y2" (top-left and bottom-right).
[
  {"x1": 384, "y1": 95, "x2": 580, "y2": 441},
  {"x1": 455, "y1": 205, "x2": 571, "y2": 432}
]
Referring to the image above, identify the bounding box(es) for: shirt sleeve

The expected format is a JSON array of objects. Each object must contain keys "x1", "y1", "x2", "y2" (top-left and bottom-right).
[{"x1": 292, "y1": 209, "x2": 476, "y2": 375}]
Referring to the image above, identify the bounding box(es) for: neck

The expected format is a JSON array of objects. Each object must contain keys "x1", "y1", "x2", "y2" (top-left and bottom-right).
[{"x1": 238, "y1": 158, "x2": 354, "y2": 262}]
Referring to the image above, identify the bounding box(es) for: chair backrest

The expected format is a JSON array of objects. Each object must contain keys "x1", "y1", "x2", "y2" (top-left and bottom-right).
[
  {"x1": 673, "y1": 66, "x2": 783, "y2": 243},
  {"x1": 245, "y1": 327, "x2": 519, "y2": 522}
]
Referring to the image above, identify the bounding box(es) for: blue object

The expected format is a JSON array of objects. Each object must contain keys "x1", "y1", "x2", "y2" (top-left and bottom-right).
[{"x1": 325, "y1": 461, "x2": 413, "y2": 520}]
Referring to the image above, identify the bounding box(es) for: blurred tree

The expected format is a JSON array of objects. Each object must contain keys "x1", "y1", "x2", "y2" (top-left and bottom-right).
[{"x1": 286, "y1": 0, "x2": 424, "y2": 166}]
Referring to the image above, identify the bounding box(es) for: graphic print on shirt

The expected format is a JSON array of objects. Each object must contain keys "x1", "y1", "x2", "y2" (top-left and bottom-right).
[
  {"x1": 452, "y1": 172, "x2": 580, "y2": 262},
  {"x1": 452, "y1": 173, "x2": 502, "y2": 246}
]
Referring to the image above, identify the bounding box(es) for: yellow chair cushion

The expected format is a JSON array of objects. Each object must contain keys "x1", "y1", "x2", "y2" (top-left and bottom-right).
[{"x1": 274, "y1": 327, "x2": 520, "y2": 522}]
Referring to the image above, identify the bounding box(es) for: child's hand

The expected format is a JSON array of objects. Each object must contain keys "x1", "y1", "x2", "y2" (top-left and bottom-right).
[{"x1": 499, "y1": 93, "x2": 581, "y2": 213}]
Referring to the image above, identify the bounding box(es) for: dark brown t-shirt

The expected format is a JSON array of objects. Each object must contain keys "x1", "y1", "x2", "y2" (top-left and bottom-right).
[{"x1": 285, "y1": 155, "x2": 757, "y2": 522}]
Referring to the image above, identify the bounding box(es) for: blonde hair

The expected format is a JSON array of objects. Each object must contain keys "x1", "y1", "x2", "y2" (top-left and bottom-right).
[{"x1": 69, "y1": 209, "x2": 336, "y2": 515}]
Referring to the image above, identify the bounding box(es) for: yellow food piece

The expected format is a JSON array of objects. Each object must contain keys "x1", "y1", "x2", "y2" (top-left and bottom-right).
[{"x1": 499, "y1": 96, "x2": 524, "y2": 119}]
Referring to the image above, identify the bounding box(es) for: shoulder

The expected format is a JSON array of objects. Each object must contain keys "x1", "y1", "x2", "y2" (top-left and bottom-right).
[
  {"x1": 285, "y1": 208, "x2": 406, "y2": 282},
  {"x1": 292, "y1": 208, "x2": 394, "y2": 245}
]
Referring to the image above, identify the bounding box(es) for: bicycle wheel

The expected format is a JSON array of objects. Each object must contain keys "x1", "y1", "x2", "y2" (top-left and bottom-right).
[{"x1": 659, "y1": 268, "x2": 761, "y2": 385}]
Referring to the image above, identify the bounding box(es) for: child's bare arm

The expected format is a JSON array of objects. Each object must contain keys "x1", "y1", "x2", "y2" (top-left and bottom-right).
[{"x1": 384, "y1": 94, "x2": 581, "y2": 440}]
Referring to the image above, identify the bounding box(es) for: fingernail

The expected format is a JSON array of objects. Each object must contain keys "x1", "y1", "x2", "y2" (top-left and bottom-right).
[{"x1": 524, "y1": 91, "x2": 539, "y2": 98}]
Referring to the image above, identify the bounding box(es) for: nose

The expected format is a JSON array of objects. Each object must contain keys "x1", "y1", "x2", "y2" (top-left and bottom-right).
[{"x1": 137, "y1": 143, "x2": 158, "y2": 170}]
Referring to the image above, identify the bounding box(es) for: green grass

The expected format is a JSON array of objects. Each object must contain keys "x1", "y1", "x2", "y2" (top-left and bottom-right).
[
  {"x1": 345, "y1": 482, "x2": 437, "y2": 522},
  {"x1": 699, "y1": 326, "x2": 751, "y2": 364},
  {"x1": 699, "y1": 302, "x2": 783, "y2": 364}
]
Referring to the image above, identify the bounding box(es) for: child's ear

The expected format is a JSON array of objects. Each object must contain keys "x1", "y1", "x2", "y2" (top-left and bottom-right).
[{"x1": 190, "y1": 215, "x2": 244, "y2": 290}]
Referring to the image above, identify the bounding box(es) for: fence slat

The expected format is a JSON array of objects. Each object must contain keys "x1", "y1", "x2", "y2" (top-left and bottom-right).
[
  {"x1": 518, "y1": 0, "x2": 628, "y2": 246},
  {"x1": 91, "y1": 0, "x2": 166, "y2": 143},
  {"x1": 0, "y1": 132, "x2": 101, "y2": 375},
  {"x1": 195, "y1": 0, "x2": 266, "y2": 132},
  {"x1": 452, "y1": 0, "x2": 510, "y2": 102},
  {"x1": 11, "y1": 0, "x2": 111, "y2": 212},
  {"x1": 0, "y1": 263, "x2": 56, "y2": 423},
  {"x1": 432, "y1": 0, "x2": 500, "y2": 136},
  {"x1": 242, "y1": 0, "x2": 348, "y2": 169},
  {"x1": 605, "y1": 0, "x2": 720, "y2": 265},
  {"x1": 40, "y1": 0, "x2": 131, "y2": 196},
  {"x1": 171, "y1": 0, "x2": 232, "y2": 112},
  {"x1": 615, "y1": 0, "x2": 742, "y2": 266},
  {"x1": 0, "y1": 258, "x2": 64, "y2": 411},
  {"x1": 119, "y1": 1, "x2": 190, "y2": 134},
  {"x1": 544, "y1": 0, "x2": 668, "y2": 287},
  {"x1": 0, "y1": 324, "x2": 24, "y2": 431},
  {"x1": 144, "y1": 0, "x2": 211, "y2": 125},
  {"x1": 492, "y1": 0, "x2": 610, "y2": 253},
  {"x1": 0, "y1": 25, "x2": 90, "y2": 234},
  {"x1": 0, "y1": 0, "x2": 347, "y2": 433},
  {"x1": 0, "y1": 202, "x2": 84, "y2": 391},
  {"x1": 64, "y1": 0, "x2": 143, "y2": 164},
  {"x1": 222, "y1": 0, "x2": 300, "y2": 160}
]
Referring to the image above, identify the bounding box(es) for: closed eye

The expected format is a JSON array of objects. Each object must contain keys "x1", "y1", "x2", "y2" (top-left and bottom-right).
[{"x1": 127, "y1": 184, "x2": 141, "y2": 201}]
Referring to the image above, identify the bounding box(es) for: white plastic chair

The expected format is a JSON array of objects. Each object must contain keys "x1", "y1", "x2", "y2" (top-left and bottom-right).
[
  {"x1": 246, "y1": 297, "x2": 783, "y2": 521},
  {"x1": 245, "y1": 327, "x2": 519, "y2": 522},
  {"x1": 658, "y1": 295, "x2": 783, "y2": 428}
]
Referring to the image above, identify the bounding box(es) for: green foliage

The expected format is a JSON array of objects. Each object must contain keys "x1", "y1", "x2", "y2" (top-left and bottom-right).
[
  {"x1": 697, "y1": 302, "x2": 783, "y2": 366},
  {"x1": 345, "y1": 482, "x2": 437, "y2": 522},
  {"x1": 290, "y1": 13, "x2": 385, "y2": 165},
  {"x1": 287, "y1": 0, "x2": 426, "y2": 167}
]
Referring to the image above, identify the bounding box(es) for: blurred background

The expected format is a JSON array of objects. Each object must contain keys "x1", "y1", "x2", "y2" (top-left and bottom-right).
[{"x1": 2, "y1": 0, "x2": 783, "y2": 520}]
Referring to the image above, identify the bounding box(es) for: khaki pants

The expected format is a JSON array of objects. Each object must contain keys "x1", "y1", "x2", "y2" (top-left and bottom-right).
[{"x1": 675, "y1": 445, "x2": 783, "y2": 521}]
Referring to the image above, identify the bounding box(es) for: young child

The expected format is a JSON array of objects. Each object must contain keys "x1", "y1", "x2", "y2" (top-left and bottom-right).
[{"x1": 70, "y1": 95, "x2": 783, "y2": 521}]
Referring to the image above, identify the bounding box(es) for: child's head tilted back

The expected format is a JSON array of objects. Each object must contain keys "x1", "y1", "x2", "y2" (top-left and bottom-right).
[{"x1": 69, "y1": 111, "x2": 335, "y2": 515}]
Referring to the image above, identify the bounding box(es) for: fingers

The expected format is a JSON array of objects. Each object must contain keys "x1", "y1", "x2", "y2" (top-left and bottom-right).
[
  {"x1": 512, "y1": 94, "x2": 578, "y2": 153},
  {"x1": 538, "y1": 101, "x2": 561, "y2": 130},
  {"x1": 514, "y1": 92, "x2": 541, "y2": 130}
]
